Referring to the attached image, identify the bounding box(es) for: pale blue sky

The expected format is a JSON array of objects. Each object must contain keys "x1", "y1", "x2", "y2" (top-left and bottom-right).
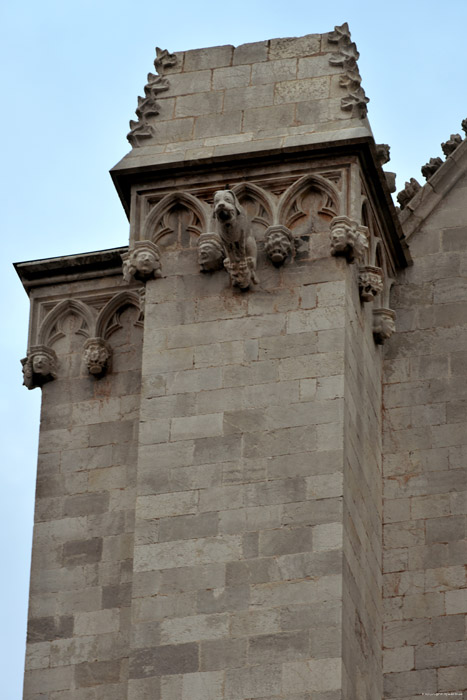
[{"x1": 2, "y1": 1, "x2": 466, "y2": 697}]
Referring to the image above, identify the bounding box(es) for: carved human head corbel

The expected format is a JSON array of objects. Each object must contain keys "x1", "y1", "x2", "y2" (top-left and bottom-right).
[
  {"x1": 330, "y1": 216, "x2": 368, "y2": 263},
  {"x1": 122, "y1": 240, "x2": 162, "y2": 283},
  {"x1": 358, "y1": 265, "x2": 384, "y2": 302},
  {"x1": 373, "y1": 308, "x2": 396, "y2": 344},
  {"x1": 197, "y1": 232, "x2": 225, "y2": 272},
  {"x1": 21, "y1": 345, "x2": 58, "y2": 390},
  {"x1": 264, "y1": 225, "x2": 294, "y2": 266},
  {"x1": 83, "y1": 337, "x2": 111, "y2": 377}
]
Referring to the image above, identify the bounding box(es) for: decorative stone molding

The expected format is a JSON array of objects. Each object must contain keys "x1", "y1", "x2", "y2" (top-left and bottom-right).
[
  {"x1": 122, "y1": 240, "x2": 162, "y2": 283},
  {"x1": 397, "y1": 178, "x2": 421, "y2": 210},
  {"x1": 83, "y1": 337, "x2": 111, "y2": 377},
  {"x1": 358, "y1": 265, "x2": 384, "y2": 302},
  {"x1": 127, "y1": 47, "x2": 177, "y2": 147},
  {"x1": 21, "y1": 345, "x2": 58, "y2": 390},
  {"x1": 373, "y1": 308, "x2": 396, "y2": 344},
  {"x1": 264, "y1": 225, "x2": 294, "y2": 266},
  {"x1": 327, "y1": 22, "x2": 369, "y2": 118},
  {"x1": 154, "y1": 47, "x2": 177, "y2": 73},
  {"x1": 212, "y1": 189, "x2": 258, "y2": 289},
  {"x1": 421, "y1": 157, "x2": 443, "y2": 180},
  {"x1": 198, "y1": 233, "x2": 225, "y2": 272},
  {"x1": 441, "y1": 133, "x2": 462, "y2": 157},
  {"x1": 330, "y1": 216, "x2": 368, "y2": 263}
]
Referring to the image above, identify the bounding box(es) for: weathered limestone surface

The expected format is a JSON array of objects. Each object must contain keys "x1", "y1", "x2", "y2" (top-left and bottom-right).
[
  {"x1": 17, "y1": 29, "x2": 420, "y2": 700},
  {"x1": 21, "y1": 266, "x2": 144, "y2": 699},
  {"x1": 383, "y1": 161, "x2": 467, "y2": 698}
]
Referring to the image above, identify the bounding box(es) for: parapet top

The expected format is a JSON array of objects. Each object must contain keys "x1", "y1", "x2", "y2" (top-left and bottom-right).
[{"x1": 119, "y1": 25, "x2": 372, "y2": 165}]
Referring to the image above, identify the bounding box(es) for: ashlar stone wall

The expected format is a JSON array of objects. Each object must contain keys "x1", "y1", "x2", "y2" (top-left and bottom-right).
[
  {"x1": 22, "y1": 267, "x2": 144, "y2": 699},
  {"x1": 383, "y1": 168, "x2": 467, "y2": 698}
]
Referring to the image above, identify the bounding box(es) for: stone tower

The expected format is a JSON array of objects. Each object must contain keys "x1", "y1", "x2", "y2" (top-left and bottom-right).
[{"x1": 17, "y1": 25, "x2": 467, "y2": 700}]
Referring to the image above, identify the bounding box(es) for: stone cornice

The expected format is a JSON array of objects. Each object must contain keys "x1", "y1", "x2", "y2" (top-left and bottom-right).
[
  {"x1": 399, "y1": 138, "x2": 467, "y2": 239},
  {"x1": 14, "y1": 247, "x2": 128, "y2": 292}
]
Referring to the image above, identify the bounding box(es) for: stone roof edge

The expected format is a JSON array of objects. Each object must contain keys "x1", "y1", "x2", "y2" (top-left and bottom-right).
[
  {"x1": 14, "y1": 247, "x2": 128, "y2": 293},
  {"x1": 399, "y1": 138, "x2": 467, "y2": 239},
  {"x1": 110, "y1": 125, "x2": 373, "y2": 216}
]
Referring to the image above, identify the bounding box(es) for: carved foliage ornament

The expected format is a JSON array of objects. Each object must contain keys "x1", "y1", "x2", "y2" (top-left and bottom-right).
[
  {"x1": 441, "y1": 133, "x2": 462, "y2": 157},
  {"x1": 421, "y1": 157, "x2": 443, "y2": 180},
  {"x1": 21, "y1": 345, "x2": 58, "y2": 390},
  {"x1": 122, "y1": 240, "x2": 162, "y2": 283},
  {"x1": 327, "y1": 22, "x2": 369, "y2": 118},
  {"x1": 330, "y1": 216, "x2": 368, "y2": 263},
  {"x1": 127, "y1": 47, "x2": 177, "y2": 147},
  {"x1": 83, "y1": 338, "x2": 111, "y2": 376},
  {"x1": 397, "y1": 178, "x2": 421, "y2": 210},
  {"x1": 212, "y1": 189, "x2": 258, "y2": 290}
]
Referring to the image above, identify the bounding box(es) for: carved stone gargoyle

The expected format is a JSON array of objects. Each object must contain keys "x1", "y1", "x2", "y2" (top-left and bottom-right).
[
  {"x1": 122, "y1": 240, "x2": 162, "y2": 283},
  {"x1": 264, "y1": 225, "x2": 294, "y2": 266},
  {"x1": 421, "y1": 157, "x2": 443, "y2": 180},
  {"x1": 21, "y1": 345, "x2": 58, "y2": 390},
  {"x1": 212, "y1": 189, "x2": 258, "y2": 289},
  {"x1": 83, "y1": 337, "x2": 111, "y2": 377},
  {"x1": 330, "y1": 216, "x2": 368, "y2": 263},
  {"x1": 373, "y1": 308, "x2": 396, "y2": 344},
  {"x1": 358, "y1": 266, "x2": 384, "y2": 302},
  {"x1": 197, "y1": 232, "x2": 225, "y2": 272}
]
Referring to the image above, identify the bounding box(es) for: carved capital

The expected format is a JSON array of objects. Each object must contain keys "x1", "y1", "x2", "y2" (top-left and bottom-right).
[
  {"x1": 330, "y1": 216, "x2": 368, "y2": 263},
  {"x1": 21, "y1": 345, "x2": 57, "y2": 390},
  {"x1": 373, "y1": 308, "x2": 396, "y2": 344},
  {"x1": 264, "y1": 225, "x2": 294, "y2": 266},
  {"x1": 212, "y1": 190, "x2": 258, "y2": 289},
  {"x1": 358, "y1": 265, "x2": 384, "y2": 302},
  {"x1": 122, "y1": 240, "x2": 162, "y2": 283},
  {"x1": 83, "y1": 337, "x2": 111, "y2": 377},
  {"x1": 197, "y1": 232, "x2": 225, "y2": 272}
]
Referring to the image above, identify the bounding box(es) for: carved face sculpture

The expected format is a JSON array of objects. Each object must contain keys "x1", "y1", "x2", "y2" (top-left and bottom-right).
[
  {"x1": 198, "y1": 237, "x2": 224, "y2": 271},
  {"x1": 265, "y1": 229, "x2": 292, "y2": 265},
  {"x1": 373, "y1": 309, "x2": 396, "y2": 344},
  {"x1": 213, "y1": 191, "x2": 240, "y2": 224},
  {"x1": 32, "y1": 353, "x2": 52, "y2": 376},
  {"x1": 330, "y1": 222, "x2": 351, "y2": 252},
  {"x1": 134, "y1": 249, "x2": 158, "y2": 275}
]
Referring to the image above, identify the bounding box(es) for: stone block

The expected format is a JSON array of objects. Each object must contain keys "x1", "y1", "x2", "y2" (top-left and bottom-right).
[
  {"x1": 130, "y1": 643, "x2": 198, "y2": 678},
  {"x1": 224, "y1": 84, "x2": 274, "y2": 111},
  {"x1": 158, "y1": 512, "x2": 219, "y2": 543},
  {"x1": 193, "y1": 111, "x2": 243, "y2": 138},
  {"x1": 313, "y1": 522, "x2": 343, "y2": 551},
  {"x1": 184, "y1": 45, "x2": 233, "y2": 71},
  {"x1": 259, "y1": 526, "x2": 313, "y2": 557},
  {"x1": 248, "y1": 630, "x2": 310, "y2": 665},
  {"x1": 160, "y1": 612, "x2": 229, "y2": 644},
  {"x1": 225, "y1": 663, "x2": 282, "y2": 699},
  {"x1": 134, "y1": 535, "x2": 243, "y2": 572},
  {"x1": 62, "y1": 538, "x2": 103, "y2": 567},
  {"x1": 200, "y1": 638, "x2": 247, "y2": 671},
  {"x1": 438, "y1": 665, "x2": 467, "y2": 691},
  {"x1": 213, "y1": 65, "x2": 251, "y2": 89},
  {"x1": 426, "y1": 515, "x2": 465, "y2": 543},
  {"x1": 74, "y1": 609, "x2": 119, "y2": 636},
  {"x1": 75, "y1": 660, "x2": 122, "y2": 687},
  {"x1": 170, "y1": 413, "x2": 224, "y2": 441},
  {"x1": 275, "y1": 77, "x2": 329, "y2": 104},
  {"x1": 175, "y1": 91, "x2": 223, "y2": 118},
  {"x1": 445, "y1": 588, "x2": 467, "y2": 614},
  {"x1": 383, "y1": 669, "x2": 436, "y2": 697},
  {"x1": 243, "y1": 104, "x2": 296, "y2": 133},
  {"x1": 384, "y1": 619, "x2": 431, "y2": 648},
  {"x1": 415, "y1": 640, "x2": 467, "y2": 669},
  {"x1": 27, "y1": 616, "x2": 74, "y2": 644},
  {"x1": 282, "y1": 658, "x2": 342, "y2": 693},
  {"x1": 63, "y1": 492, "x2": 109, "y2": 518}
]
